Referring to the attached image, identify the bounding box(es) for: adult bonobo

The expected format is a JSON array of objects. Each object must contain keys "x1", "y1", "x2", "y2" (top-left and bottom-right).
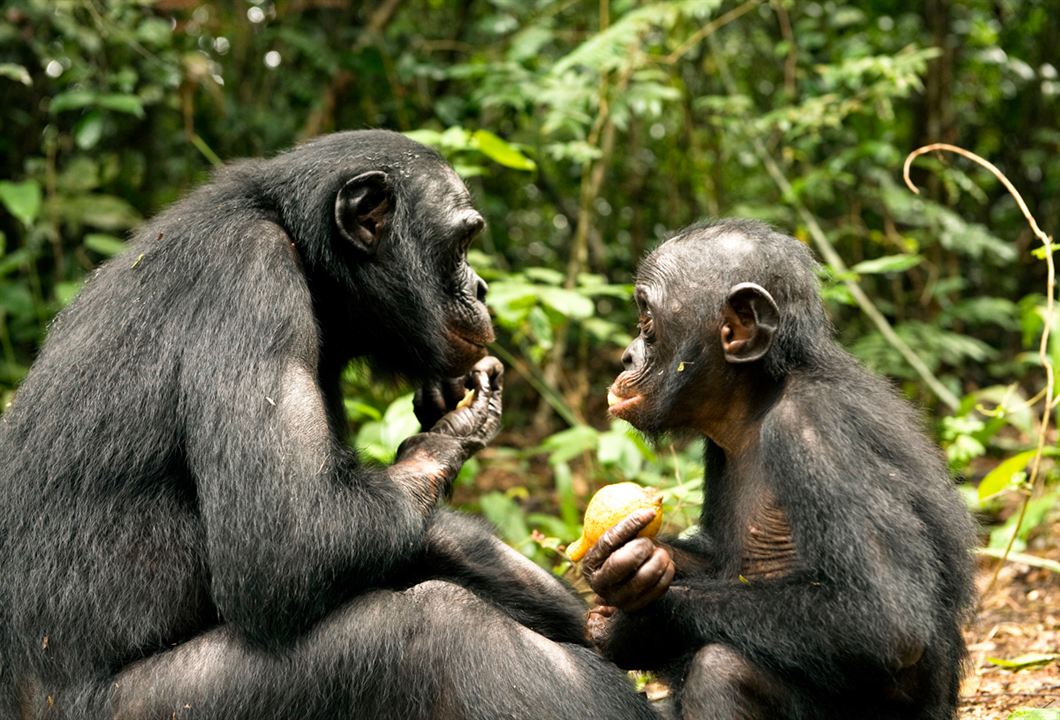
[
  {"x1": 581, "y1": 219, "x2": 975, "y2": 719},
  {"x1": 0, "y1": 131, "x2": 655, "y2": 720}
]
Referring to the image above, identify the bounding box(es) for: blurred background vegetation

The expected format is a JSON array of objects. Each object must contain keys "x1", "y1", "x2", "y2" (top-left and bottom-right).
[{"x1": 1, "y1": 0, "x2": 1058, "y2": 573}]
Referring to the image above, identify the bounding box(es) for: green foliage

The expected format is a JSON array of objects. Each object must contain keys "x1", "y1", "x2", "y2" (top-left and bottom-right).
[
  {"x1": 1, "y1": 0, "x2": 1059, "y2": 566},
  {"x1": 1006, "y1": 710, "x2": 1060, "y2": 720}
]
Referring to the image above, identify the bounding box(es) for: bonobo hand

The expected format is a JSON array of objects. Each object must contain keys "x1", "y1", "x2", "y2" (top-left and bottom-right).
[
  {"x1": 426, "y1": 355, "x2": 503, "y2": 449},
  {"x1": 391, "y1": 357, "x2": 503, "y2": 515},
  {"x1": 581, "y1": 509, "x2": 675, "y2": 612},
  {"x1": 413, "y1": 376, "x2": 469, "y2": 431}
]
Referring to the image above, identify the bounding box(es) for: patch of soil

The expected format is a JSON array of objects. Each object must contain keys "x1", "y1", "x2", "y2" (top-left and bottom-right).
[{"x1": 959, "y1": 527, "x2": 1060, "y2": 719}]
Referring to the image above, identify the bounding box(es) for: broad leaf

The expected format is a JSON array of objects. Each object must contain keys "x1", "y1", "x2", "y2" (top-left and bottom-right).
[{"x1": 0, "y1": 180, "x2": 42, "y2": 227}]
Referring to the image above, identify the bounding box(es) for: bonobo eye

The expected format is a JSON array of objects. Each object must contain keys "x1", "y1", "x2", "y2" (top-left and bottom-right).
[
  {"x1": 639, "y1": 310, "x2": 655, "y2": 342},
  {"x1": 634, "y1": 287, "x2": 655, "y2": 341}
]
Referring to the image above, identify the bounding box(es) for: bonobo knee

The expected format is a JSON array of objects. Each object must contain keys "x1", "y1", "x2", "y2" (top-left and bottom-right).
[
  {"x1": 403, "y1": 579, "x2": 478, "y2": 610},
  {"x1": 680, "y1": 644, "x2": 790, "y2": 720},
  {"x1": 685, "y1": 644, "x2": 751, "y2": 695}
]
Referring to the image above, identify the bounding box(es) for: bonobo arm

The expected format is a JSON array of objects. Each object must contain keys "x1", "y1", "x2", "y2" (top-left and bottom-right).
[
  {"x1": 588, "y1": 418, "x2": 938, "y2": 683},
  {"x1": 420, "y1": 511, "x2": 589, "y2": 645},
  {"x1": 180, "y1": 222, "x2": 499, "y2": 646}
]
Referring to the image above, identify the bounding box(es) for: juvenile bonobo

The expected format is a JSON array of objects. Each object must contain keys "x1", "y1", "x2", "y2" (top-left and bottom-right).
[
  {"x1": 0, "y1": 131, "x2": 655, "y2": 720},
  {"x1": 581, "y1": 219, "x2": 975, "y2": 719}
]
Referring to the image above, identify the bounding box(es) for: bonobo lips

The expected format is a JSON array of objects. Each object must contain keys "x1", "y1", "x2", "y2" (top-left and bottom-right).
[
  {"x1": 606, "y1": 383, "x2": 644, "y2": 418},
  {"x1": 445, "y1": 326, "x2": 494, "y2": 373}
]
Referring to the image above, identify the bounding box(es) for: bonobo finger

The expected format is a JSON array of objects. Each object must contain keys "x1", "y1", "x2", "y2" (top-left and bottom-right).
[
  {"x1": 581, "y1": 509, "x2": 658, "y2": 573},
  {"x1": 591, "y1": 537, "x2": 656, "y2": 596},
  {"x1": 465, "y1": 367, "x2": 493, "y2": 419},
  {"x1": 608, "y1": 546, "x2": 674, "y2": 612},
  {"x1": 472, "y1": 356, "x2": 504, "y2": 391},
  {"x1": 413, "y1": 383, "x2": 447, "y2": 430}
]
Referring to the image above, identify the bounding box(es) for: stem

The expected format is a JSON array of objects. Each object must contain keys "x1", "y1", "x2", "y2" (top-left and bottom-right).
[{"x1": 904, "y1": 143, "x2": 1057, "y2": 599}]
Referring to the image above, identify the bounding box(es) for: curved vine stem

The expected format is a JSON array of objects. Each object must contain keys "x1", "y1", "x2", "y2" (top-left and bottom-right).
[{"x1": 904, "y1": 143, "x2": 1055, "y2": 599}]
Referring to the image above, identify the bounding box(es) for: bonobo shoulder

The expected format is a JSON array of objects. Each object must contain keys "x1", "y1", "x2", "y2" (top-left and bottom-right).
[{"x1": 762, "y1": 387, "x2": 825, "y2": 449}]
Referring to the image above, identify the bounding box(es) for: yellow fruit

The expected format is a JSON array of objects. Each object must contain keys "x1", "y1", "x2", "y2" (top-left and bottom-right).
[{"x1": 566, "y1": 482, "x2": 663, "y2": 562}]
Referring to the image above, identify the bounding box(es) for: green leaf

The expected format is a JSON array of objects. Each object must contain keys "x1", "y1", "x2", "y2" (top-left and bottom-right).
[
  {"x1": 54, "y1": 281, "x2": 82, "y2": 308},
  {"x1": 49, "y1": 90, "x2": 97, "y2": 114},
  {"x1": 478, "y1": 490, "x2": 533, "y2": 555},
  {"x1": 524, "y1": 267, "x2": 564, "y2": 285},
  {"x1": 850, "y1": 253, "x2": 923, "y2": 275},
  {"x1": 978, "y1": 447, "x2": 1059, "y2": 502},
  {"x1": 0, "y1": 283, "x2": 33, "y2": 316},
  {"x1": 471, "y1": 130, "x2": 536, "y2": 171},
  {"x1": 97, "y1": 94, "x2": 145, "y2": 118},
  {"x1": 539, "y1": 425, "x2": 600, "y2": 465},
  {"x1": 84, "y1": 233, "x2": 127, "y2": 257},
  {"x1": 0, "y1": 63, "x2": 31, "y2": 86},
  {"x1": 538, "y1": 287, "x2": 595, "y2": 319},
  {"x1": 0, "y1": 248, "x2": 32, "y2": 279},
  {"x1": 527, "y1": 305, "x2": 554, "y2": 348},
  {"x1": 987, "y1": 653, "x2": 1059, "y2": 670},
  {"x1": 403, "y1": 129, "x2": 443, "y2": 146},
  {"x1": 598, "y1": 428, "x2": 645, "y2": 478},
  {"x1": 50, "y1": 91, "x2": 144, "y2": 118},
  {"x1": 136, "y1": 17, "x2": 172, "y2": 47},
  {"x1": 0, "y1": 180, "x2": 42, "y2": 227},
  {"x1": 1007, "y1": 709, "x2": 1060, "y2": 720},
  {"x1": 74, "y1": 111, "x2": 105, "y2": 150},
  {"x1": 989, "y1": 491, "x2": 1060, "y2": 550},
  {"x1": 58, "y1": 195, "x2": 141, "y2": 230}
]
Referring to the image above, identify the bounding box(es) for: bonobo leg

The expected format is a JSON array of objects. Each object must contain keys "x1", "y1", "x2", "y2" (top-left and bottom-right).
[
  {"x1": 63, "y1": 581, "x2": 655, "y2": 720},
  {"x1": 678, "y1": 644, "x2": 801, "y2": 720}
]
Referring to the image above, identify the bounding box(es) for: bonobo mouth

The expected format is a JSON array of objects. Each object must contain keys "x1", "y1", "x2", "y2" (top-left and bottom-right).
[
  {"x1": 445, "y1": 328, "x2": 494, "y2": 374},
  {"x1": 607, "y1": 383, "x2": 644, "y2": 418}
]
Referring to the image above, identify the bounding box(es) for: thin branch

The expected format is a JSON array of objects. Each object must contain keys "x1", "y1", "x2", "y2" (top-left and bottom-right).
[
  {"x1": 903, "y1": 144, "x2": 1051, "y2": 241},
  {"x1": 904, "y1": 142, "x2": 1056, "y2": 599},
  {"x1": 664, "y1": 0, "x2": 763, "y2": 65}
]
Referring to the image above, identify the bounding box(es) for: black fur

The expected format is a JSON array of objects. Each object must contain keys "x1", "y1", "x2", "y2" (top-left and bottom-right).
[
  {"x1": 0, "y1": 131, "x2": 655, "y2": 720},
  {"x1": 596, "y1": 219, "x2": 976, "y2": 719}
]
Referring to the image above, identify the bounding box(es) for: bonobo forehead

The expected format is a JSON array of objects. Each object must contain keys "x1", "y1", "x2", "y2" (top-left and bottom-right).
[
  {"x1": 636, "y1": 227, "x2": 756, "y2": 313},
  {"x1": 405, "y1": 162, "x2": 476, "y2": 216}
]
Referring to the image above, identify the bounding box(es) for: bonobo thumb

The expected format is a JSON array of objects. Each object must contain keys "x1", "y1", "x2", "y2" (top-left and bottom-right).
[{"x1": 581, "y1": 509, "x2": 657, "y2": 573}]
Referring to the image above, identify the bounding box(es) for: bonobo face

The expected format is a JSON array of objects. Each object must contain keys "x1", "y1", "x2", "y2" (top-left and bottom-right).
[
  {"x1": 607, "y1": 229, "x2": 779, "y2": 436},
  {"x1": 607, "y1": 273, "x2": 708, "y2": 434},
  {"x1": 328, "y1": 139, "x2": 494, "y2": 379},
  {"x1": 413, "y1": 168, "x2": 495, "y2": 375}
]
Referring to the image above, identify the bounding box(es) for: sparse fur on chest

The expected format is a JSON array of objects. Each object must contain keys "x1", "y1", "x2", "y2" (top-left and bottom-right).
[{"x1": 739, "y1": 492, "x2": 797, "y2": 580}]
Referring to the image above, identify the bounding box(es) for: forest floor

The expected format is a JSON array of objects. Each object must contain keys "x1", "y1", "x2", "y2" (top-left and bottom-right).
[{"x1": 958, "y1": 521, "x2": 1060, "y2": 719}]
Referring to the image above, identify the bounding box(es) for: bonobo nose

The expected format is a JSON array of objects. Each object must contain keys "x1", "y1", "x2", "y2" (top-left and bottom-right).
[
  {"x1": 475, "y1": 275, "x2": 489, "y2": 303},
  {"x1": 621, "y1": 338, "x2": 644, "y2": 370}
]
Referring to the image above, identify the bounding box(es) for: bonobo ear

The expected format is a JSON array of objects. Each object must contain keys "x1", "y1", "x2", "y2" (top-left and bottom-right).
[
  {"x1": 720, "y1": 282, "x2": 779, "y2": 364},
  {"x1": 334, "y1": 171, "x2": 391, "y2": 255}
]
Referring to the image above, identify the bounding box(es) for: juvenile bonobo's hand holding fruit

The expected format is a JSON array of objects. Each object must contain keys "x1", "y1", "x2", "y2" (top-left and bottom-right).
[{"x1": 567, "y1": 482, "x2": 663, "y2": 562}]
